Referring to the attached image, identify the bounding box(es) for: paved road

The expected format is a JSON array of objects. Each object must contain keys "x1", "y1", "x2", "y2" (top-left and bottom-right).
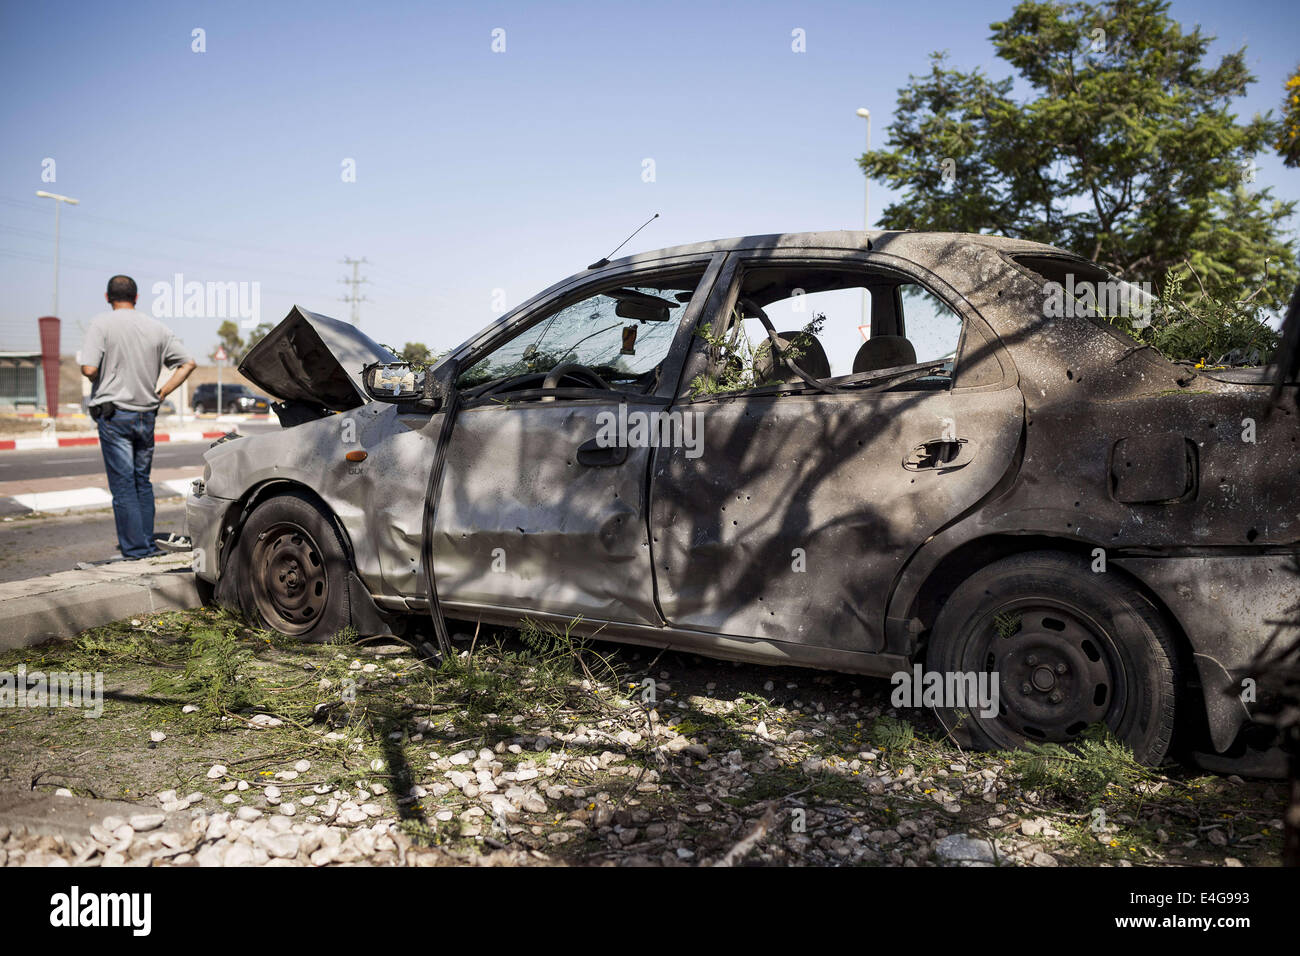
[
  {"x1": 0, "y1": 420, "x2": 280, "y2": 483},
  {"x1": 0, "y1": 421, "x2": 281, "y2": 578},
  {"x1": 0, "y1": 501, "x2": 188, "y2": 582}
]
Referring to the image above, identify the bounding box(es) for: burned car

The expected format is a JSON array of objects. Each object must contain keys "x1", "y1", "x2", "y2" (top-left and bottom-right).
[{"x1": 187, "y1": 231, "x2": 1299, "y2": 767}]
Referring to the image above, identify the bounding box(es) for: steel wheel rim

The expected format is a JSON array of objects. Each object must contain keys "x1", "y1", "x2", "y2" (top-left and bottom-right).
[
  {"x1": 250, "y1": 521, "x2": 328, "y2": 635},
  {"x1": 959, "y1": 598, "x2": 1128, "y2": 748}
]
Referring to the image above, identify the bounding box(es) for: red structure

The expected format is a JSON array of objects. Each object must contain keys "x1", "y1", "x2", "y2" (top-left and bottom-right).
[{"x1": 38, "y1": 316, "x2": 60, "y2": 418}]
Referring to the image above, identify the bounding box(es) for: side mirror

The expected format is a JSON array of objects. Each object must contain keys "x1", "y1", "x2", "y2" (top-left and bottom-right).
[
  {"x1": 363, "y1": 362, "x2": 424, "y2": 402},
  {"x1": 421, "y1": 360, "x2": 457, "y2": 410}
]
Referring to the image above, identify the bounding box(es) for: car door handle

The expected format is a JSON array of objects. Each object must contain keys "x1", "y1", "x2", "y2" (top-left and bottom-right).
[
  {"x1": 576, "y1": 437, "x2": 628, "y2": 467},
  {"x1": 903, "y1": 437, "x2": 975, "y2": 471}
]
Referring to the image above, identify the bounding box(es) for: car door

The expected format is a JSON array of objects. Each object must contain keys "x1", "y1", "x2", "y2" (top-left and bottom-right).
[
  {"x1": 648, "y1": 249, "x2": 1024, "y2": 655},
  {"x1": 430, "y1": 255, "x2": 724, "y2": 627}
]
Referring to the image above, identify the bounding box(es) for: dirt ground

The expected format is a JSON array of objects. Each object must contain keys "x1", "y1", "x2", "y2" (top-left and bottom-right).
[{"x1": 0, "y1": 608, "x2": 1288, "y2": 866}]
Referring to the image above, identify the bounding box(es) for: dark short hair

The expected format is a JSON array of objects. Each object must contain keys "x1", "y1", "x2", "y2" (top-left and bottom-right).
[{"x1": 107, "y1": 275, "x2": 137, "y2": 303}]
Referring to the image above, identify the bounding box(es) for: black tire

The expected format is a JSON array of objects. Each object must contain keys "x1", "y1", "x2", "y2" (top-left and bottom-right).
[
  {"x1": 232, "y1": 492, "x2": 352, "y2": 642},
  {"x1": 194, "y1": 403, "x2": 207, "y2": 415},
  {"x1": 925, "y1": 550, "x2": 1178, "y2": 765}
]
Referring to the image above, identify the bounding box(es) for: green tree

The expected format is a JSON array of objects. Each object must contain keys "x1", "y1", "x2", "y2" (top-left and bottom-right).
[
  {"x1": 1278, "y1": 65, "x2": 1300, "y2": 168},
  {"x1": 215, "y1": 320, "x2": 244, "y2": 364},
  {"x1": 399, "y1": 342, "x2": 433, "y2": 366},
  {"x1": 860, "y1": 0, "x2": 1297, "y2": 314},
  {"x1": 243, "y1": 322, "x2": 275, "y2": 358}
]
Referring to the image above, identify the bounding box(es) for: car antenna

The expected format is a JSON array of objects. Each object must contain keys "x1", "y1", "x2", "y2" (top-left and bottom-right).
[{"x1": 588, "y1": 213, "x2": 659, "y2": 269}]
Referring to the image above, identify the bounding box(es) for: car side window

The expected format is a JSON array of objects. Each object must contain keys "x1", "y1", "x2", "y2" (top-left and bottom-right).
[
  {"x1": 899, "y1": 283, "x2": 963, "y2": 366},
  {"x1": 457, "y1": 274, "x2": 704, "y2": 396},
  {"x1": 745, "y1": 287, "x2": 868, "y2": 377},
  {"x1": 690, "y1": 266, "x2": 967, "y2": 396}
]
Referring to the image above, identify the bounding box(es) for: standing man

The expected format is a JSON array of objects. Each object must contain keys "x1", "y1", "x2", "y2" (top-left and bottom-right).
[{"x1": 81, "y1": 275, "x2": 197, "y2": 559}]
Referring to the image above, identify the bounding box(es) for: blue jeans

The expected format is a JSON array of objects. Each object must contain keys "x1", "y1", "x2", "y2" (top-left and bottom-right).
[{"x1": 97, "y1": 408, "x2": 158, "y2": 558}]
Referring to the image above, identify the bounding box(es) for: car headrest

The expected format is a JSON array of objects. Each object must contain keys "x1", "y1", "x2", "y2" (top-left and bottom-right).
[
  {"x1": 853, "y1": 335, "x2": 916, "y2": 374},
  {"x1": 754, "y1": 330, "x2": 832, "y2": 384}
]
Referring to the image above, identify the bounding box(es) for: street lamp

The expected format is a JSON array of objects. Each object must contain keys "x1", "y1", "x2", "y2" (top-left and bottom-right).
[
  {"x1": 856, "y1": 108, "x2": 871, "y2": 325},
  {"x1": 35, "y1": 190, "x2": 80, "y2": 317}
]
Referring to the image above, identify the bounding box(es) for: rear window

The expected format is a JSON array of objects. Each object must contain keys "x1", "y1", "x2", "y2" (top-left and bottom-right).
[{"x1": 1012, "y1": 254, "x2": 1156, "y2": 344}]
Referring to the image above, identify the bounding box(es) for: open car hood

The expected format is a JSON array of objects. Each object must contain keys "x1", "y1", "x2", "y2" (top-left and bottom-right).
[{"x1": 239, "y1": 306, "x2": 397, "y2": 411}]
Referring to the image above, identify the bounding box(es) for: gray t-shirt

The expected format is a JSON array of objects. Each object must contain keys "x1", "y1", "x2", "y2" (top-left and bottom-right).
[{"x1": 82, "y1": 309, "x2": 193, "y2": 412}]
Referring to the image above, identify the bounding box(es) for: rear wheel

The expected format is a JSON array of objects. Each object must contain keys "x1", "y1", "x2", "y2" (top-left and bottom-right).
[
  {"x1": 233, "y1": 492, "x2": 352, "y2": 642},
  {"x1": 194, "y1": 402, "x2": 207, "y2": 414},
  {"x1": 926, "y1": 550, "x2": 1178, "y2": 764}
]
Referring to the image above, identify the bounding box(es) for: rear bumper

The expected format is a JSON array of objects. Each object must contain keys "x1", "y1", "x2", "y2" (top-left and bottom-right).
[{"x1": 1114, "y1": 551, "x2": 1300, "y2": 752}]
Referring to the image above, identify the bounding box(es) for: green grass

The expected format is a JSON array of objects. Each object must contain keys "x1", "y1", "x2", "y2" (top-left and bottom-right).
[{"x1": 0, "y1": 608, "x2": 1284, "y2": 867}]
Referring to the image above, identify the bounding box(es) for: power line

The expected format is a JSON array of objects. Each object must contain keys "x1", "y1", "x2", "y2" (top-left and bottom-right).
[
  {"x1": 1, "y1": 195, "x2": 456, "y2": 306},
  {"x1": 339, "y1": 256, "x2": 370, "y2": 326}
]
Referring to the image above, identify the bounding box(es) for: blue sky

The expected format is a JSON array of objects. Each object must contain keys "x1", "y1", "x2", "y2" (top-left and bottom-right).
[{"x1": 1, "y1": 0, "x2": 1296, "y2": 358}]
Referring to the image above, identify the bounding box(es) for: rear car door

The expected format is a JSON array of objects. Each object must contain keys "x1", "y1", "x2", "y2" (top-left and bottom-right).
[
  {"x1": 648, "y1": 249, "x2": 1024, "y2": 655},
  {"x1": 431, "y1": 256, "x2": 724, "y2": 627}
]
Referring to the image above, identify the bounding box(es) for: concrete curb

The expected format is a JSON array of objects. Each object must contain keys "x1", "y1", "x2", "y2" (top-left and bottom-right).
[
  {"x1": 0, "y1": 553, "x2": 201, "y2": 651},
  {"x1": 0, "y1": 479, "x2": 196, "y2": 517},
  {"x1": 0, "y1": 429, "x2": 231, "y2": 452}
]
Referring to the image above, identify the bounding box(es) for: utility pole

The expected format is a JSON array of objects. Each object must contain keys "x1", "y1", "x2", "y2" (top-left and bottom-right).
[
  {"x1": 339, "y1": 257, "x2": 370, "y2": 326},
  {"x1": 35, "y1": 190, "x2": 80, "y2": 317}
]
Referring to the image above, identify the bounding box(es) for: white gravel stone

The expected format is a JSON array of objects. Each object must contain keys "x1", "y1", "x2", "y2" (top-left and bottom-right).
[
  {"x1": 223, "y1": 844, "x2": 254, "y2": 866},
  {"x1": 935, "y1": 834, "x2": 997, "y2": 866}
]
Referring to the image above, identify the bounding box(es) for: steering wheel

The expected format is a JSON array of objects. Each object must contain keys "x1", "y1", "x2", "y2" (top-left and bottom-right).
[{"x1": 542, "y1": 362, "x2": 612, "y2": 392}]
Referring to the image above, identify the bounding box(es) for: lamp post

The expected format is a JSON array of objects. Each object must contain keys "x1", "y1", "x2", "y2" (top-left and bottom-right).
[
  {"x1": 856, "y1": 108, "x2": 871, "y2": 325},
  {"x1": 35, "y1": 190, "x2": 80, "y2": 317}
]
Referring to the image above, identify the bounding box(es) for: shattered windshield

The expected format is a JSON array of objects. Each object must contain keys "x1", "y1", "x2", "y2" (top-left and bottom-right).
[{"x1": 458, "y1": 280, "x2": 697, "y2": 390}]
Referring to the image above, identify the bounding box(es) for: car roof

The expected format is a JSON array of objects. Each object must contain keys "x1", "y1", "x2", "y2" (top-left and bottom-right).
[{"x1": 596, "y1": 230, "x2": 1072, "y2": 269}]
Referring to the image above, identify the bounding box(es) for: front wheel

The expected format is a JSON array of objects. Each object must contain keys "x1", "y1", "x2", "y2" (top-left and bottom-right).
[
  {"x1": 233, "y1": 492, "x2": 353, "y2": 642},
  {"x1": 194, "y1": 403, "x2": 207, "y2": 415},
  {"x1": 925, "y1": 550, "x2": 1178, "y2": 764}
]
